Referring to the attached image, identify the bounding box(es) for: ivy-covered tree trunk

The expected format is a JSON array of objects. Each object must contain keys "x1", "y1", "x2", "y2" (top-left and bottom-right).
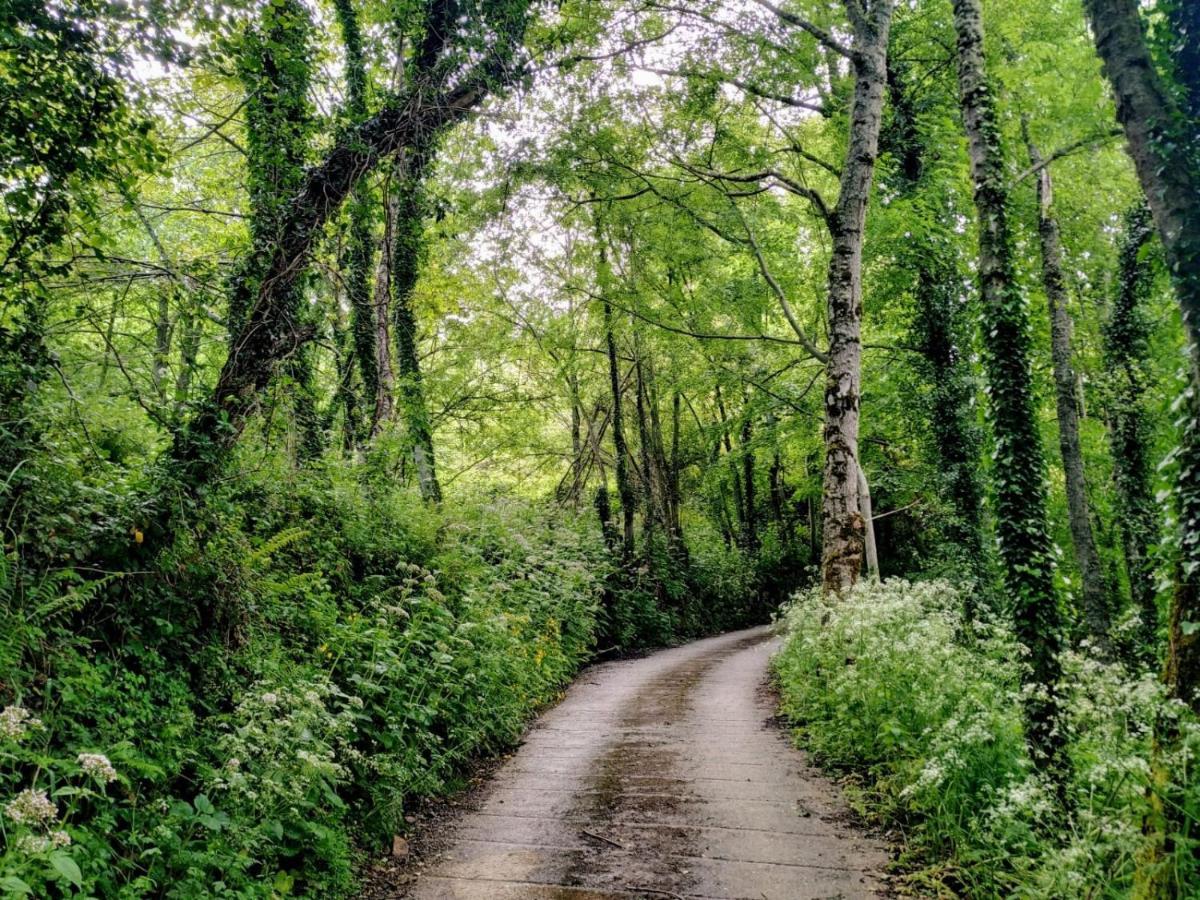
[
  {"x1": 1104, "y1": 204, "x2": 1159, "y2": 652},
  {"x1": 819, "y1": 0, "x2": 895, "y2": 593},
  {"x1": 1028, "y1": 140, "x2": 1111, "y2": 652},
  {"x1": 372, "y1": 184, "x2": 398, "y2": 430},
  {"x1": 333, "y1": 0, "x2": 376, "y2": 447},
  {"x1": 741, "y1": 413, "x2": 758, "y2": 552},
  {"x1": 952, "y1": 0, "x2": 1066, "y2": 777},
  {"x1": 289, "y1": 340, "x2": 325, "y2": 464},
  {"x1": 391, "y1": 148, "x2": 442, "y2": 502},
  {"x1": 1084, "y1": 0, "x2": 1200, "y2": 720},
  {"x1": 228, "y1": 0, "x2": 313, "y2": 355},
  {"x1": 911, "y1": 252, "x2": 987, "y2": 565},
  {"x1": 235, "y1": 0, "x2": 323, "y2": 466}
]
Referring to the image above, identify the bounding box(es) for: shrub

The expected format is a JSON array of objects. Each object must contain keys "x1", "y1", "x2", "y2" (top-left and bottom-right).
[
  {"x1": 774, "y1": 578, "x2": 1200, "y2": 897},
  {"x1": 0, "y1": 463, "x2": 609, "y2": 897}
]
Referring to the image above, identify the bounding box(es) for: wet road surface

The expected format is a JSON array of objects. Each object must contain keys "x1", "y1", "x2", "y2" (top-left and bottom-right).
[{"x1": 401, "y1": 626, "x2": 888, "y2": 899}]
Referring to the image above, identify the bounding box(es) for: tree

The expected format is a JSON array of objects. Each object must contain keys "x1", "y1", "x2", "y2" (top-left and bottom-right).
[
  {"x1": 333, "y1": 0, "x2": 379, "y2": 442},
  {"x1": 1026, "y1": 136, "x2": 1111, "y2": 652},
  {"x1": 1084, "y1": 0, "x2": 1200, "y2": 721},
  {"x1": 161, "y1": 0, "x2": 536, "y2": 523},
  {"x1": 1103, "y1": 204, "x2": 1159, "y2": 653},
  {"x1": 951, "y1": 0, "x2": 1065, "y2": 776}
]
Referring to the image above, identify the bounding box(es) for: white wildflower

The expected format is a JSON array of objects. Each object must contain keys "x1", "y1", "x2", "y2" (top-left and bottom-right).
[
  {"x1": 78, "y1": 752, "x2": 118, "y2": 782},
  {"x1": 5, "y1": 789, "x2": 58, "y2": 826},
  {"x1": 0, "y1": 705, "x2": 40, "y2": 741},
  {"x1": 261, "y1": 692, "x2": 279, "y2": 706},
  {"x1": 50, "y1": 829, "x2": 71, "y2": 848},
  {"x1": 16, "y1": 834, "x2": 50, "y2": 854}
]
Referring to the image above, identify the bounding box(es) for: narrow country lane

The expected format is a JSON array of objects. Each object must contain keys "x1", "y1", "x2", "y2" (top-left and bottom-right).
[{"x1": 399, "y1": 626, "x2": 889, "y2": 900}]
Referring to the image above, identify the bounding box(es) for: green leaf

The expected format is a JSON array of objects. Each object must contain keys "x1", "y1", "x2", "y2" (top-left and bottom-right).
[
  {"x1": 48, "y1": 853, "x2": 82, "y2": 886},
  {"x1": 0, "y1": 875, "x2": 33, "y2": 895}
]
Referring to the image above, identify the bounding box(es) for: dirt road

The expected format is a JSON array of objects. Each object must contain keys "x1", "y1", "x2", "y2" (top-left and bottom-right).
[{"x1": 399, "y1": 626, "x2": 888, "y2": 899}]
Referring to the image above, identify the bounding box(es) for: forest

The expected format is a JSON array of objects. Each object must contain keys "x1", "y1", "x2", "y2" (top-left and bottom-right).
[{"x1": 0, "y1": 0, "x2": 1198, "y2": 896}]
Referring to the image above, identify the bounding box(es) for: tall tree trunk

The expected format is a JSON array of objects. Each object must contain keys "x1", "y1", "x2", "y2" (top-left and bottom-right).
[
  {"x1": 568, "y1": 370, "x2": 584, "y2": 506},
  {"x1": 669, "y1": 391, "x2": 682, "y2": 541},
  {"x1": 1084, "y1": 0, "x2": 1200, "y2": 720},
  {"x1": 633, "y1": 335, "x2": 660, "y2": 536},
  {"x1": 333, "y1": 0, "x2": 376, "y2": 445},
  {"x1": 373, "y1": 181, "x2": 398, "y2": 430},
  {"x1": 603, "y1": 299, "x2": 635, "y2": 558},
  {"x1": 741, "y1": 413, "x2": 758, "y2": 552},
  {"x1": 857, "y1": 462, "x2": 878, "y2": 579},
  {"x1": 819, "y1": 0, "x2": 895, "y2": 593},
  {"x1": 952, "y1": 0, "x2": 1066, "y2": 778},
  {"x1": 709, "y1": 425, "x2": 735, "y2": 549},
  {"x1": 391, "y1": 148, "x2": 441, "y2": 502},
  {"x1": 769, "y1": 449, "x2": 787, "y2": 538},
  {"x1": 1104, "y1": 204, "x2": 1159, "y2": 653},
  {"x1": 1028, "y1": 138, "x2": 1112, "y2": 652},
  {"x1": 596, "y1": 215, "x2": 636, "y2": 558},
  {"x1": 716, "y1": 384, "x2": 746, "y2": 536},
  {"x1": 173, "y1": 299, "x2": 201, "y2": 419}
]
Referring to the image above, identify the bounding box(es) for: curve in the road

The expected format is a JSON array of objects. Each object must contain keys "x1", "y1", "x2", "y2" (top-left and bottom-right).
[{"x1": 402, "y1": 626, "x2": 888, "y2": 900}]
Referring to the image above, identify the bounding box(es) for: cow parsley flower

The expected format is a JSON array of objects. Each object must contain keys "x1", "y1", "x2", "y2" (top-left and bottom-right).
[
  {"x1": 17, "y1": 830, "x2": 71, "y2": 854},
  {"x1": 0, "y1": 705, "x2": 40, "y2": 740},
  {"x1": 78, "y1": 752, "x2": 118, "y2": 782},
  {"x1": 5, "y1": 789, "x2": 58, "y2": 826}
]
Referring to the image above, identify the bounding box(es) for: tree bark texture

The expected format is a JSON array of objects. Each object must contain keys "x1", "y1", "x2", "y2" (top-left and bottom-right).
[{"x1": 820, "y1": 0, "x2": 895, "y2": 593}]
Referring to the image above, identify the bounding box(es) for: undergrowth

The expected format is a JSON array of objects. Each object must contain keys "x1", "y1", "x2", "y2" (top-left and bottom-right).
[
  {"x1": 0, "y1": 453, "x2": 770, "y2": 896},
  {"x1": 773, "y1": 578, "x2": 1200, "y2": 898}
]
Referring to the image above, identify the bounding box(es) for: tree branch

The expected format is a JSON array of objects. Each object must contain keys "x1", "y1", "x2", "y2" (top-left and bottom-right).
[{"x1": 750, "y1": 0, "x2": 856, "y2": 59}]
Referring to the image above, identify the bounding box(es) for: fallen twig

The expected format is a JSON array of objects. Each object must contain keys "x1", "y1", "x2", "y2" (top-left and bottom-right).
[{"x1": 581, "y1": 829, "x2": 625, "y2": 850}]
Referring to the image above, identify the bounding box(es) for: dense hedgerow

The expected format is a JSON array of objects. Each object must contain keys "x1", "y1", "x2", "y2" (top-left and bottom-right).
[
  {"x1": 0, "y1": 449, "x2": 770, "y2": 897},
  {"x1": 774, "y1": 579, "x2": 1200, "y2": 898},
  {"x1": 0, "y1": 458, "x2": 610, "y2": 896}
]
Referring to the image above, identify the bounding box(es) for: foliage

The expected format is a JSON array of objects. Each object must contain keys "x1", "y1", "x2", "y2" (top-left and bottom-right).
[
  {"x1": 775, "y1": 578, "x2": 1200, "y2": 897},
  {"x1": 0, "y1": 458, "x2": 614, "y2": 896}
]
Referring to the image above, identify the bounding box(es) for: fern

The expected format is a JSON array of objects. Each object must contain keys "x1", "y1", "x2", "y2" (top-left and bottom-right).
[
  {"x1": 32, "y1": 572, "x2": 124, "y2": 623},
  {"x1": 247, "y1": 527, "x2": 309, "y2": 571}
]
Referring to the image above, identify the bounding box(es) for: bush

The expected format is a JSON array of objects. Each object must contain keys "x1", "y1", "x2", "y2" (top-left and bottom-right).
[
  {"x1": 0, "y1": 461, "x2": 609, "y2": 897},
  {"x1": 774, "y1": 578, "x2": 1200, "y2": 897}
]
